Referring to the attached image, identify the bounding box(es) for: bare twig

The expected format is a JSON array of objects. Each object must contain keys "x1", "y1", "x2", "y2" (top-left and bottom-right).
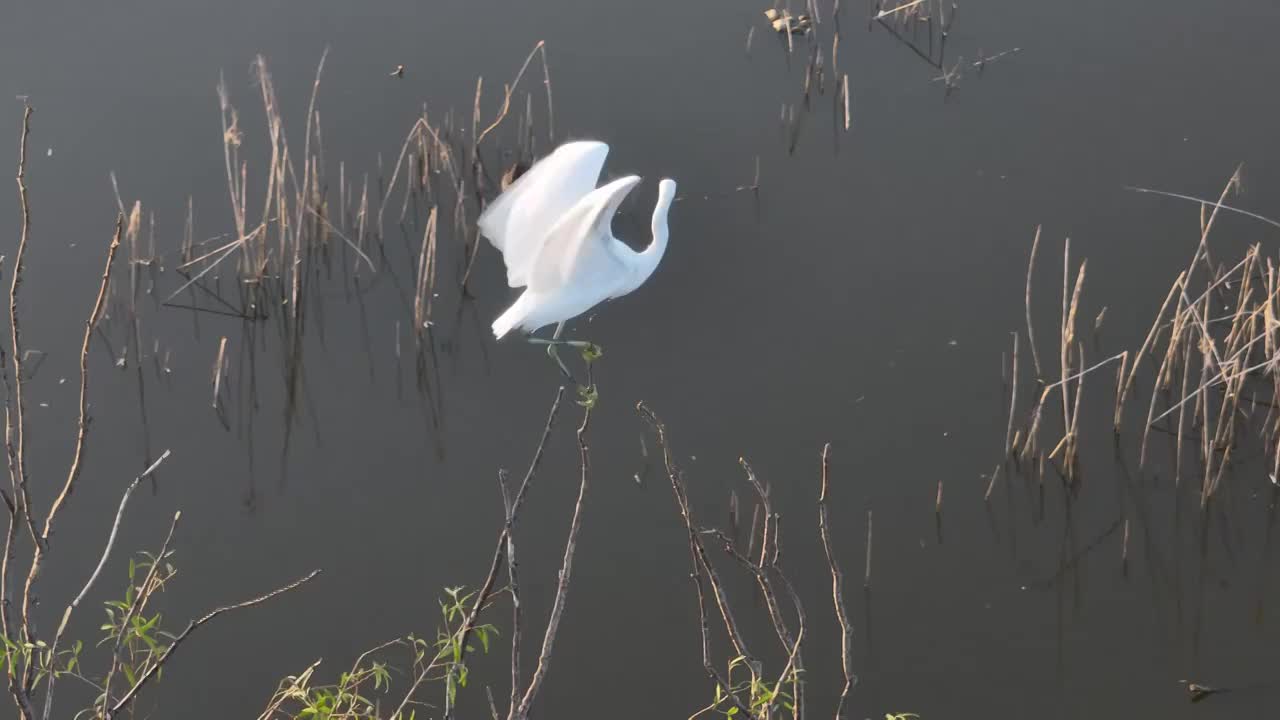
[
  {"x1": 10, "y1": 103, "x2": 37, "y2": 551},
  {"x1": 817, "y1": 444, "x2": 855, "y2": 718},
  {"x1": 42, "y1": 451, "x2": 169, "y2": 720},
  {"x1": 514, "y1": 375, "x2": 593, "y2": 720},
  {"x1": 37, "y1": 214, "x2": 122, "y2": 538},
  {"x1": 108, "y1": 569, "x2": 321, "y2": 717}
]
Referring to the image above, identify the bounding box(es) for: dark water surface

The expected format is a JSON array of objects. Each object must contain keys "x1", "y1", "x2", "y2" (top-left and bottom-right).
[{"x1": 4, "y1": 0, "x2": 1280, "y2": 718}]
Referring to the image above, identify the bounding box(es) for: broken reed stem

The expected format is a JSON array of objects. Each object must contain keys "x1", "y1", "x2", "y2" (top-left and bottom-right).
[
  {"x1": 107, "y1": 569, "x2": 320, "y2": 718},
  {"x1": 817, "y1": 444, "x2": 855, "y2": 719}
]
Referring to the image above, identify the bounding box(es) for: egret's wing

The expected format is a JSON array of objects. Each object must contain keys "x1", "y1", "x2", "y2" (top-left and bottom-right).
[
  {"x1": 527, "y1": 175, "x2": 641, "y2": 294},
  {"x1": 477, "y1": 140, "x2": 609, "y2": 287}
]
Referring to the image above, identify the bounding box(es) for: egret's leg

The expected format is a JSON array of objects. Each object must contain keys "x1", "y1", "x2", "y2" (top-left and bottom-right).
[
  {"x1": 527, "y1": 323, "x2": 578, "y2": 383},
  {"x1": 546, "y1": 342, "x2": 577, "y2": 384}
]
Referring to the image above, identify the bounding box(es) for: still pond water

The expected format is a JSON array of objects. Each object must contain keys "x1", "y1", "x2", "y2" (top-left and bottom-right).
[{"x1": 4, "y1": 0, "x2": 1280, "y2": 718}]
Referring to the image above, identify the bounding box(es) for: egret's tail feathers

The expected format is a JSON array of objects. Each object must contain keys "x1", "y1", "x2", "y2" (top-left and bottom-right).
[{"x1": 492, "y1": 292, "x2": 535, "y2": 339}]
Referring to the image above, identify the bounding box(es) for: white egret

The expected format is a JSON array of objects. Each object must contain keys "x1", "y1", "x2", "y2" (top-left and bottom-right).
[{"x1": 478, "y1": 140, "x2": 676, "y2": 377}]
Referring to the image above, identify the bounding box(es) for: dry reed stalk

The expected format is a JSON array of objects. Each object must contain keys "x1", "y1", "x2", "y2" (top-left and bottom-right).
[
  {"x1": 1121, "y1": 518, "x2": 1129, "y2": 573},
  {"x1": 413, "y1": 207, "x2": 439, "y2": 333},
  {"x1": 935, "y1": 478, "x2": 944, "y2": 515},
  {"x1": 1198, "y1": 342, "x2": 1213, "y2": 506},
  {"x1": 876, "y1": 0, "x2": 927, "y2": 20},
  {"x1": 1059, "y1": 245, "x2": 1083, "y2": 430},
  {"x1": 471, "y1": 76, "x2": 483, "y2": 162},
  {"x1": 842, "y1": 74, "x2": 851, "y2": 130},
  {"x1": 1139, "y1": 328, "x2": 1180, "y2": 468},
  {"x1": 212, "y1": 337, "x2": 228, "y2": 409},
  {"x1": 747, "y1": 503, "x2": 761, "y2": 560},
  {"x1": 1006, "y1": 331, "x2": 1019, "y2": 453},
  {"x1": 1020, "y1": 401, "x2": 1043, "y2": 460},
  {"x1": 1118, "y1": 272, "x2": 1185, "y2": 415},
  {"x1": 1111, "y1": 351, "x2": 1128, "y2": 430},
  {"x1": 863, "y1": 509, "x2": 873, "y2": 588},
  {"x1": 984, "y1": 463, "x2": 1001, "y2": 501},
  {"x1": 1065, "y1": 341, "x2": 1086, "y2": 478},
  {"x1": 476, "y1": 41, "x2": 552, "y2": 149},
  {"x1": 1022, "y1": 352, "x2": 1125, "y2": 464},
  {"x1": 1025, "y1": 225, "x2": 1043, "y2": 378}
]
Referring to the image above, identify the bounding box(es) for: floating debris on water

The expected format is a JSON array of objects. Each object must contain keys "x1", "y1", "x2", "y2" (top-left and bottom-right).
[
  {"x1": 764, "y1": 8, "x2": 812, "y2": 34},
  {"x1": 390, "y1": 64, "x2": 405, "y2": 78},
  {"x1": 1180, "y1": 681, "x2": 1222, "y2": 703}
]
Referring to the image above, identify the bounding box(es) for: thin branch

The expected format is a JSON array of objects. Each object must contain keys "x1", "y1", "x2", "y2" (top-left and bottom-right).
[
  {"x1": 99, "y1": 511, "x2": 183, "y2": 714},
  {"x1": 10, "y1": 103, "x2": 37, "y2": 552},
  {"x1": 108, "y1": 570, "x2": 321, "y2": 718},
  {"x1": 42, "y1": 451, "x2": 169, "y2": 720},
  {"x1": 818, "y1": 444, "x2": 855, "y2": 718},
  {"x1": 515, "y1": 373, "x2": 594, "y2": 719},
  {"x1": 475, "y1": 42, "x2": 548, "y2": 149},
  {"x1": 40, "y1": 213, "x2": 123, "y2": 537}
]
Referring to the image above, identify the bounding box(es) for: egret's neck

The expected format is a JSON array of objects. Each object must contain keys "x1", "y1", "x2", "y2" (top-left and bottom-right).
[{"x1": 634, "y1": 179, "x2": 676, "y2": 282}]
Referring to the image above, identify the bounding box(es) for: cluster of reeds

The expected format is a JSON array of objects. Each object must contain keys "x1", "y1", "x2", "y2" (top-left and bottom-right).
[
  {"x1": 752, "y1": 1, "x2": 853, "y2": 152},
  {"x1": 81, "y1": 45, "x2": 557, "y2": 487},
  {"x1": 755, "y1": 0, "x2": 1019, "y2": 155},
  {"x1": 993, "y1": 169, "x2": 1280, "y2": 512}
]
